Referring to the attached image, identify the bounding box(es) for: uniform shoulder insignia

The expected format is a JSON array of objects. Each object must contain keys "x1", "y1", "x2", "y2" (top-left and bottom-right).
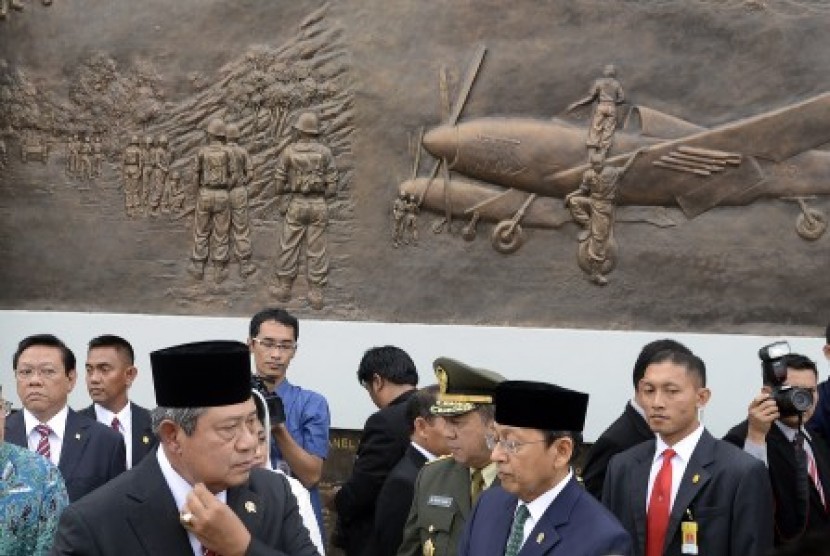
[{"x1": 426, "y1": 454, "x2": 452, "y2": 465}]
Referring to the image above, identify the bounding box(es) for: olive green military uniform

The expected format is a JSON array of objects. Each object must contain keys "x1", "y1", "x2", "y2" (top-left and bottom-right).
[
  {"x1": 397, "y1": 457, "x2": 498, "y2": 556},
  {"x1": 397, "y1": 357, "x2": 505, "y2": 556}
]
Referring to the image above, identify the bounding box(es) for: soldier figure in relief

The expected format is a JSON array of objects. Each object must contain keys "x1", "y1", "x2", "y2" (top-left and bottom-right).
[{"x1": 271, "y1": 112, "x2": 338, "y2": 310}]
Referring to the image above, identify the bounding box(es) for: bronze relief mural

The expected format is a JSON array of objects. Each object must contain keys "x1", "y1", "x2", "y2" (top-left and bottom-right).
[{"x1": 1, "y1": 0, "x2": 828, "y2": 333}]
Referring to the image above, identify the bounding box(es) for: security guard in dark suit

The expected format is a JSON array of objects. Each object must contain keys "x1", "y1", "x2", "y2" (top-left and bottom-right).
[{"x1": 396, "y1": 357, "x2": 505, "y2": 556}]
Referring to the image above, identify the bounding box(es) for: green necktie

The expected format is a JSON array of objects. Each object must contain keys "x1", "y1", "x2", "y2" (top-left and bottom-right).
[
  {"x1": 471, "y1": 468, "x2": 485, "y2": 504},
  {"x1": 504, "y1": 504, "x2": 530, "y2": 556}
]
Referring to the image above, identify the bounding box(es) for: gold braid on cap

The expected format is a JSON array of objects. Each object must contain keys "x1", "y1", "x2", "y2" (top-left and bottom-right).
[{"x1": 434, "y1": 364, "x2": 494, "y2": 404}]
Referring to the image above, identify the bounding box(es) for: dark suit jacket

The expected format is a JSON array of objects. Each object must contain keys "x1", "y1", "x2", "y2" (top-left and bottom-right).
[
  {"x1": 458, "y1": 477, "x2": 632, "y2": 556},
  {"x1": 368, "y1": 443, "x2": 429, "y2": 556},
  {"x1": 79, "y1": 402, "x2": 158, "y2": 467},
  {"x1": 50, "y1": 450, "x2": 320, "y2": 556},
  {"x1": 724, "y1": 420, "x2": 830, "y2": 544},
  {"x1": 335, "y1": 389, "x2": 416, "y2": 556},
  {"x1": 582, "y1": 402, "x2": 653, "y2": 500},
  {"x1": 5, "y1": 408, "x2": 127, "y2": 502},
  {"x1": 602, "y1": 429, "x2": 774, "y2": 556}
]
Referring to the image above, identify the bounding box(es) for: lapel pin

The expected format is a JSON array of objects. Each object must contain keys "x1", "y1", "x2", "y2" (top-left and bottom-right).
[
  {"x1": 142, "y1": 435, "x2": 150, "y2": 444},
  {"x1": 692, "y1": 474, "x2": 700, "y2": 484},
  {"x1": 75, "y1": 433, "x2": 81, "y2": 440},
  {"x1": 536, "y1": 532, "x2": 545, "y2": 544},
  {"x1": 245, "y1": 501, "x2": 256, "y2": 513}
]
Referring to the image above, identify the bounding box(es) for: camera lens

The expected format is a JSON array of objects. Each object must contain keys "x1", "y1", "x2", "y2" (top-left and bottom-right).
[{"x1": 789, "y1": 388, "x2": 813, "y2": 413}]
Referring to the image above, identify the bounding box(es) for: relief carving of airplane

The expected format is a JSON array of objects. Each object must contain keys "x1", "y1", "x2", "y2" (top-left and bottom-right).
[{"x1": 400, "y1": 52, "x2": 830, "y2": 254}]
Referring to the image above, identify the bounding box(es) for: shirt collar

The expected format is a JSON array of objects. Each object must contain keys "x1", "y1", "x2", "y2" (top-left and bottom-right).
[
  {"x1": 156, "y1": 448, "x2": 226, "y2": 511},
  {"x1": 411, "y1": 441, "x2": 438, "y2": 462},
  {"x1": 23, "y1": 405, "x2": 68, "y2": 440},
  {"x1": 523, "y1": 469, "x2": 574, "y2": 522},
  {"x1": 630, "y1": 398, "x2": 647, "y2": 419},
  {"x1": 655, "y1": 423, "x2": 705, "y2": 463},
  {"x1": 473, "y1": 461, "x2": 499, "y2": 489},
  {"x1": 94, "y1": 402, "x2": 132, "y2": 429},
  {"x1": 775, "y1": 420, "x2": 811, "y2": 442}
]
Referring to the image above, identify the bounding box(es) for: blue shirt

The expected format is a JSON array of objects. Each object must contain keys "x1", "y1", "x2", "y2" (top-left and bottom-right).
[
  {"x1": 0, "y1": 442, "x2": 69, "y2": 556},
  {"x1": 271, "y1": 379, "x2": 330, "y2": 533}
]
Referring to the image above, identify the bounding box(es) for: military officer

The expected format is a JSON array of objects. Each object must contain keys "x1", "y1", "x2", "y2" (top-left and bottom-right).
[{"x1": 396, "y1": 357, "x2": 505, "y2": 556}]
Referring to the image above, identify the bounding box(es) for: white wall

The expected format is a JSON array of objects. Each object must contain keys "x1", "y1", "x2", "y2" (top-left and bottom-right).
[{"x1": 0, "y1": 310, "x2": 826, "y2": 441}]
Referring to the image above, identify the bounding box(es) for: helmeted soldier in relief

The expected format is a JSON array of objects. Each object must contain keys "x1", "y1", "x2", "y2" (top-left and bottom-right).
[
  {"x1": 271, "y1": 112, "x2": 338, "y2": 310},
  {"x1": 188, "y1": 118, "x2": 232, "y2": 283}
]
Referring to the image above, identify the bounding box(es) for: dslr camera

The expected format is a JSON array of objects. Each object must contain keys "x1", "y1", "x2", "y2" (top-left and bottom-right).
[
  {"x1": 251, "y1": 374, "x2": 286, "y2": 425},
  {"x1": 758, "y1": 340, "x2": 814, "y2": 417}
]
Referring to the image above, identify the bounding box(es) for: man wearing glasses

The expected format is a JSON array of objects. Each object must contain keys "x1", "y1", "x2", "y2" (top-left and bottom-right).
[
  {"x1": 458, "y1": 381, "x2": 632, "y2": 556},
  {"x1": 0, "y1": 387, "x2": 69, "y2": 556},
  {"x1": 248, "y1": 307, "x2": 331, "y2": 534},
  {"x1": 397, "y1": 357, "x2": 504, "y2": 556},
  {"x1": 4, "y1": 334, "x2": 126, "y2": 502}
]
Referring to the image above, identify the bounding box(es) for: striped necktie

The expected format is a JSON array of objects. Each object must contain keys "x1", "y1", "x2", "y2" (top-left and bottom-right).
[{"x1": 35, "y1": 424, "x2": 52, "y2": 461}]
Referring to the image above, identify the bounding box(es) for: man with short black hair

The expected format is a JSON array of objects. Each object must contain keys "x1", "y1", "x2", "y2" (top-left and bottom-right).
[
  {"x1": 248, "y1": 307, "x2": 330, "y2": 533},
  {"x1": 5, "y1": 333, "x2": 126, "y2": 502},
  {"x1": 369, "y1": 385, "x2": 449, "y2": 556},
  {"x1": 724, "y1": 352, "x2": 830, "y2": 546},
  {"x1": 332, "y1": 345, "x2": 419, "y2": 556},
  {"x1": 80, "y1": 334, "x2": 156, "y2": 469},
  {"x1": 51, "y1": 340, "x2": 320, "y2": 555},
  {"x1": 603, "y1": 349, "x2": 774, "y2": 556},
  {"x1": 459, "y1": 380, "x2": 632, "y2": 556},
  {"x1": 582, "y1": 338, "x2": 693, "y2": 500}
]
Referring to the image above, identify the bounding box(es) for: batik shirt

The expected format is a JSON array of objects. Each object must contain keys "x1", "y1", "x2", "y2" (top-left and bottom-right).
[{"x1": 0, "y1": 442, "x2": 69, "y2": 555}]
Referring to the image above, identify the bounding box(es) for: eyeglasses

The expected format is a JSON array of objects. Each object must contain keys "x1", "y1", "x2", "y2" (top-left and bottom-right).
[
  {"x1": 0, "y1": 400, "x2": 11, "y2": 416},
  {"x1": 485, "y1": 433, "x2": 547, "y2": 456},
  {"x1": 252, "y1": 338, "x2": 296, "y2": 352},
  {"x1": 14, "y1": 367, "x2": 62, "y2": 381}
]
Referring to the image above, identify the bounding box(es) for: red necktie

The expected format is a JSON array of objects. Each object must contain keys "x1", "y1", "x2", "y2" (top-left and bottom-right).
[
  {"x1": 111, "y1": 416, "x2": 122, "y2": 433},
  {"x1": 35, "y1": 424, "x2": 52, "y2": 461},
  {"x1": 646, "y1": 448, "x2": 676, "y2": 556}
]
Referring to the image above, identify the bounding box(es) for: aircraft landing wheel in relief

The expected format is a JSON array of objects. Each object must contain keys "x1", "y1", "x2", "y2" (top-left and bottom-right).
[
  {"x1": 491, "y1": 220, "x2": 524, "y2": 254},
  {"x1": 795, "y1": 209, "x2": 827, "y2": 241},
  {"x1": 577, "y1": 234, "x2": 619, "y2": 275}
]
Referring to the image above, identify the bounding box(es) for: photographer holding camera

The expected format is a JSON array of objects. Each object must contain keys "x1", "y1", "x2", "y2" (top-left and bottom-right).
[{"x1": 724, "y1": 343, "x2": 830, "y2": 547}]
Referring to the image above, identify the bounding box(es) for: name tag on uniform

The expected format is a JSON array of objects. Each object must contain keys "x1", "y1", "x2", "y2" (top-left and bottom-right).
[{"x1": 428, "y1": 495, "x2": 453, "y2": 507}]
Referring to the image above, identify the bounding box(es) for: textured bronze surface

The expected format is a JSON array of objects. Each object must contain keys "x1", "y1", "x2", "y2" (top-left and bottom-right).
[{"x1": 1, "y1": 0, "x2": 829, "y2": 333}]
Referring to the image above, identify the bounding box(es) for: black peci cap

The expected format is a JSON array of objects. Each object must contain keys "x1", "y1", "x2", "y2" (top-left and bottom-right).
[
  {"x1": 150, "y1": 340, "x2": 251, "y2": 407},
  {"x1": 495, "y1": 380, "x2": 589, "y2": 432}
]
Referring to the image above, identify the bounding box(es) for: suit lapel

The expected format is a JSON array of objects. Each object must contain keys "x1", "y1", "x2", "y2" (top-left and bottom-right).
[
  {"x1": 130, "y1": 403, "x2": 154, "y2": 465},
  {"x1": 518, "y1": 477, "x2": 584, "y2": 555},
  {"x1": 227, "y1": 482, "x2": 264, "y2": 539},
  {"x1": 59, "y1": 410, "x2": 92, "y2": 482},
  {"x1": 665, "y1": 430, "x2": 715, "y2": 553},
  {"x1": 628, "y1": 442, "x2": 654, "y2": 555},
  {"x1": 125, "y1": 456, "x2": 194, "y2": 555}
]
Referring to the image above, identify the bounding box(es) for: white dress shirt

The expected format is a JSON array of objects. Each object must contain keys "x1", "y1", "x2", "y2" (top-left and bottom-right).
[
  {"x1": 157, "y1": 448, "x2": 226, "y2": 556},
  {"x1": 647, "y1": 424, "x2": 705, "y2": 510},
  {"x1": 513, "y1": 468, "x2": 574, "y2": 548},
  {"x1": 94, "y1": 402, "x2": 133, "y2": 468},
  {"x1": 23, "y1": 405, "x2": 68, "y2": 466}
]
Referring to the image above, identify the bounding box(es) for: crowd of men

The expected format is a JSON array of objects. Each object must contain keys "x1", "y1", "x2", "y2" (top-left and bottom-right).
[{"x1": 2, "y1": 312, "x2": 830, "y2": 556}]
